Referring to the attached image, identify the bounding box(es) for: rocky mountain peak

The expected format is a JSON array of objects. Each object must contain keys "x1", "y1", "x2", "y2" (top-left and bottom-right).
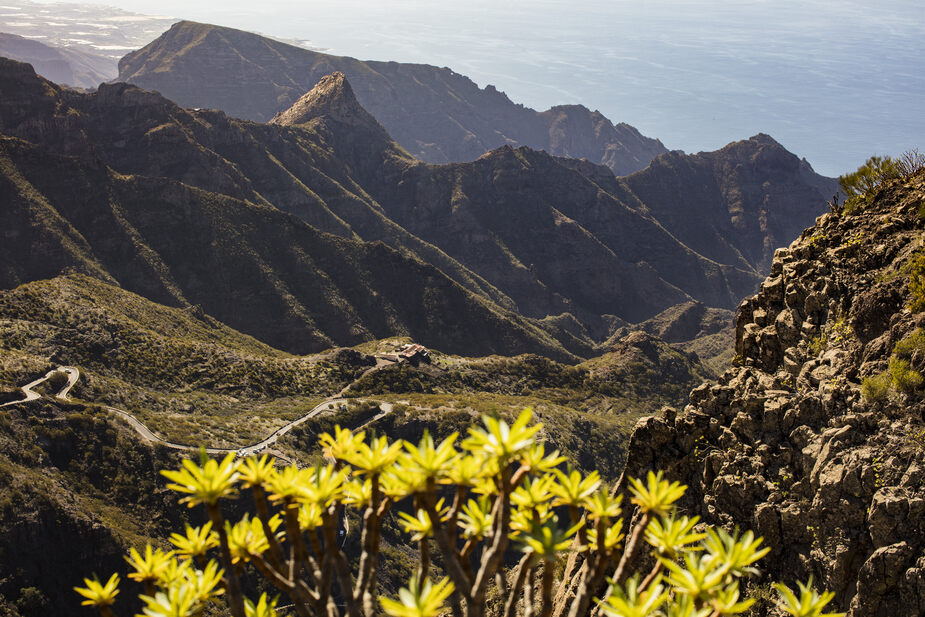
[
  {"x1": 270, "y1": 72, "x2": 382, "y2": 134},
  {"x1": 0, "y1": 58, "x2": 61, "y2": 134},
  {"x1": 0, "y1": 57, "x2": 56, "y2": 100},
  {"x1": 624, "y1": 133, "x2": 836, "y2": 278}
]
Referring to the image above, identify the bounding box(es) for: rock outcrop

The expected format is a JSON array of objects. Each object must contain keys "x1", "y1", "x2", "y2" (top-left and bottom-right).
[
  {"x1": 618, "y1": 170, "x2": 925, "y2": 614},
  {"x1": 270, "y1": 72, "x2": 388, "y2": 140}
]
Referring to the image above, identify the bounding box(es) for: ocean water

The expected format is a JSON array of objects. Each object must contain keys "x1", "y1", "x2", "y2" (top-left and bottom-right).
[{"x1": 28, "y1": 0, "x2": 925, "y2": 177}]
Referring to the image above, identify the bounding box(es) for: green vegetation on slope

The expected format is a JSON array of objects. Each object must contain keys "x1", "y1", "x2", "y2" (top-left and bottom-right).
[
  {"x1": 0, "y1": 399, "x2": 188, "y2": 617},
  {"x1": 839, "y1": 149, "x2": 925, "y2": 214},
  {"x1": 0, "y1": 274, "x2": 375, "y2": 446}
]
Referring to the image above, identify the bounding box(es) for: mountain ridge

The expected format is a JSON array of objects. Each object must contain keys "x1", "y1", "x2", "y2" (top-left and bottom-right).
[
  {"x1": 0, "y1": 31, "x2": 113, "y2": 89},
  {"x1": 117, "y1": 20, "x2": 668, "y2": 175},
  {"x1": 0, "y1": 57, "x2": 833, "y2": 359}
]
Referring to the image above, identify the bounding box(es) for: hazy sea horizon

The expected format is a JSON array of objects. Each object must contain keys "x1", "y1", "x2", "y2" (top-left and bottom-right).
[{"x1": 21, "y1": 0, "x2": 925, "y2": 177}]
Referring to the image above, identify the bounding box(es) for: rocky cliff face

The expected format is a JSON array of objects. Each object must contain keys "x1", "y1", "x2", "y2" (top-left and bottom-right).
[
  {"x1": 623, "y1": 135, "x2": 835, "y2": 276},
  {"x1": 117, "y1": 21, "x2": 668, "y2": 175},
  {"x1": 366, "y1": 144, "x2": 760, "y2": 325},
  {"x1": 618, "y1": 170, "x2": 925, "y2": 614}
]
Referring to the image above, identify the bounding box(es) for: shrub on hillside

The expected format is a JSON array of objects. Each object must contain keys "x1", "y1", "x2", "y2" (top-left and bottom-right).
[
  {"x1": 839, "y1": 149, "x2": 924, "y2": 214},
  {"x1": 46, "y1": 370, "x2": 69, "y2": 394},
  {"x1": 908, "y1": 252, "x2": 925, "y2": 313},
  {"x1": 861, "y1": 371, "x2": 891, "y2": 403},
  {"x1": 861, "y1": 328, "x2": 925, "y2": 402}
]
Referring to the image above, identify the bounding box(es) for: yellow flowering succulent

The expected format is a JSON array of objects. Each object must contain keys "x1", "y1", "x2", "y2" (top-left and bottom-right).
[
  {"x1": 126, "y1": 545, "x2": 174, "y2": 584},
  {"x1": 78, "y1": 408, "x2": 846, "y2": 617},
  {"x1": 628, "y1": 470, "x2": 686, "y2": 517},
  {"x1": 225, "y1": 514, "x2": 282, "y2": 563},
  {"x1": 74, "y1": 573, "x2": 120, "y2": 608},
  {"x1": 379, "y1": 575, "x2": 454, "y2": 617},
  {"x1": 551, "y1": 467, "x2": 601, "y2": 507},
  {"x1": 244, "y1": 593, "x2": 279, "y2": 617},
  {"x1": 161, "y1": 452, "x2": 240, "y2": 507},
  {"x1": 238, "y1": 455, "x2": 277, "y2": 489},
  {"x1": 462, "y1": 408, "x2": 541, "y2": 465},
  {"x1": 342, "y1": 434, "x2": 403, "y2": 475},
  {"x1": 169, "y1": 522, "x2": 219, "y2": 561}
]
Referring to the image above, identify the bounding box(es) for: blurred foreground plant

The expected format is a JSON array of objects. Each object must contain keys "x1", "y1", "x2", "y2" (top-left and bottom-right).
[{"x1": 77, "y1": 409, "x2": 844, "y2": 617}]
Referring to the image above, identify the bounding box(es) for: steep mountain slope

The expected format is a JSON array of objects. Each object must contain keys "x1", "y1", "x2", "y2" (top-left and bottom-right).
[
  {"x1": 580, "y1": 331, "x2": 713, "y2": 414},
  {"x1": 267, "y1": 72, "x2": 834, "y2": 326},
  {"x1": 0, "y1": 397, "x2": 186, "y2": 617},
  {"x1": 617, "y1": 170, "x2": 925, "y2": 614},
  {"x1": 623, "y1": 135, "x2": 835, "y2": 275},
  {"x1": 604, "y1": 301, "x2": 736, "y2": 374},
  {"x1": 366, "y1": 144, "x2": 759, "y2": 322},
  {"x1": 263, "y1": 73, "x2": 829, "y2": 326},
  {"x1": 117, "y1": 21, "x2": 667, "y2": 175},
  {"x1": 0, "y1": 133, "x2": 570, "y2": 359},
  {"x1": 0, "y1": 57, "x2": 833, "y2": 357},
  {"x1": 0, "y1": 32, "x2": 113, "y2": 88},
  {"x1": 267, "y1": 76, "x2": 763, "y2": 322},
  {"x1": 0, "y1": 273, "x2": 380, "y2": 445},
  {"x1": 0, "y1": 273, "x2": 365, "y2": 392}
]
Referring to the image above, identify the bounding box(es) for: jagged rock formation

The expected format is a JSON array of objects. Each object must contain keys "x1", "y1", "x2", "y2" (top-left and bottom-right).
[
  {"x1": 618, "y1": 171, "x2": 925, "y2": 614},
  {"x1": 117, "y1": 21, "x2": 668, "y2": 175},
  {"x1": 270, "y1": 72, "x2": 389, "y2": 139}
]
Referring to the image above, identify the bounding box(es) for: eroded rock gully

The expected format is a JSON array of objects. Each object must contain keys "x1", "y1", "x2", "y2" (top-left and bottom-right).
[{"x1": 618, "y1": 171, "x2": 925, "y2": 615}]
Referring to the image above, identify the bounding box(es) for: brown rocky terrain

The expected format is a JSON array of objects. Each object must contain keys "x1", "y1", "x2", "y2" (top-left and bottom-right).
[
  {"x1": 617, "y1": 169, "x2": 925, "y2": 614},
  {"x1": 117, "y1": 21, "x2": 667, "y2": 175}
]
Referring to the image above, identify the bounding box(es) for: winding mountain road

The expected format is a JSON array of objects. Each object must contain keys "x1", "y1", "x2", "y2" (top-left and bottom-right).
[
  {"x1": 4, "y1": 362, "x2": 394, "y2": 457},
  {"x1": 1, "y1": 366, "x2": 79, "y2": 407}
]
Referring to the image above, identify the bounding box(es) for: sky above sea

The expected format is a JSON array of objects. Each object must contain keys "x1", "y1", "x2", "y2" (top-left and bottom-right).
[{"x1": 26, "y1": 0, "x2": 925, "y2": 177}]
